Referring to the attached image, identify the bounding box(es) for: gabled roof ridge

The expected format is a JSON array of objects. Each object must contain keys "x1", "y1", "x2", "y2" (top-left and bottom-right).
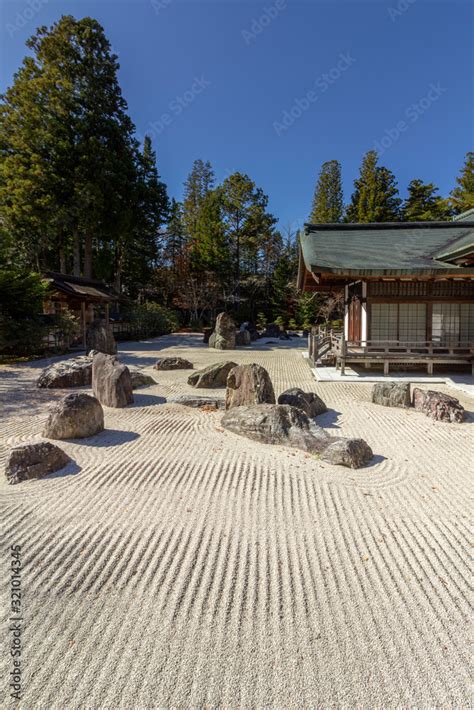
[{"x1": 304, "y1": 221, "x2": 474, "y2": 233}]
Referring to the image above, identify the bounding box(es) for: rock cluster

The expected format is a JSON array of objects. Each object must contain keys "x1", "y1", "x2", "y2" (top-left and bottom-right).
[
  {"x1": 154, "y1": 357, "x2": 193, "y2": 370},
  {"x1": 43, "y1": 393, "x2": 104, "y2": 439},
  {"x1": 209, "y1": 312, "x2": 236, "y2": 350},
  {"x1": 221, "y1": 403, "x2": 373, "y2": 469},
  {"x1": 277, "y1": 388, "x2": 327, "y2": 417},
  {"x1": 412, "y1": 388, "x2": 464, "y2": 423},
  {"x1": 371, "y1": 382, "x2": 465, "y2": 423},
  {"x1": 37, "y1": 356, "x2": 92, "y2": 388},
  {"x1": 5, "y1": 442, "x2": 70, "y2": 484},
  {"x1": 92, "y1": 353, "x2": 133, "y2": 408},
  {"x1": 188, "y1": 361, "x2": 237, "y2": 388},
  {"x1": 225, "y1": 364, "x2": 275, "y2": 409},
  {"x1": 85, "y1": 319, "x2": 117, "y2": 355}
]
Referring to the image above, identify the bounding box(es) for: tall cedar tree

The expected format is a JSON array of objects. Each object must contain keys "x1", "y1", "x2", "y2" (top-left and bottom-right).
[
  {"x1": 182, "y1": 159, "x2": 215, "y2": 240},
  {"x1": 119, "y1": 135, "x2": 169, "y2": 295},
  {"x1": 450, "y1": 151, "x2": 474, "y2": 214},
  {"x1": 402, "y1": 179, "x2": 451, "y2": 221},
  {"x1": 310, "y1": 160, "x2": 343, "y2": 223},
  {"x1": 0, "y1": 16, "x2": 138, "y2": 279},
  {"x1": 346, "y1": 150, "x2": 401, "y2": 222},
  {"x1": 163, "y1": 199, "x2": 187, "y2": 274}
]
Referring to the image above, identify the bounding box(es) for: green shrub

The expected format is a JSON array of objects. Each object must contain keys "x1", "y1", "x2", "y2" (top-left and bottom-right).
[
  {"x1": 256, "y1": 312, "x2": 267, "y2": 330},
  {"x1": 274, "y1": 315, "x2": 286, "y2": 329},
  {"x1": 288, "y1": 318, "x2": 299, "y2": 331},
  {"x1": 0, "y1": 270, "x2": 49, "y2": 356},
  {"x1": 123, "y1": 301, "x2": 180, "y2": 338}
]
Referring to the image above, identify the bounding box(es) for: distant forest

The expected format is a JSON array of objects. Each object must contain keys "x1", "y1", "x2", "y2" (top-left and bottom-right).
[{"x1": 1, "y1": 16, "x2": 473, "y2": 332}]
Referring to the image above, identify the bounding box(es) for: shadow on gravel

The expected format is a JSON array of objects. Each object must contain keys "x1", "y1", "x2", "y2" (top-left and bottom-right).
[
  {"x1": 69, "y1": 430, "x2": 140, "y2": 447},
  {"x1": 46, "y1": 461, "x2": 82, "y2": 478},
  {"x1": 315, "y1": 409, "x2": 342, "y2": 429},
  {"x1": 129, "y1": 393, "x2": 167, "y2": 407}
]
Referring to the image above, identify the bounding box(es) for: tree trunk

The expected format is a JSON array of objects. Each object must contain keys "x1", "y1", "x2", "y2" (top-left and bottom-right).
[
  {"x1": 73, "y1": 232, "x2": 81, "y2": 276},
  {"x1": 84, "y1": 234, "x2": 93, "y2": 279},
  {"x1": 59, "y1": 248, "x2": 66, "y2": 274}
]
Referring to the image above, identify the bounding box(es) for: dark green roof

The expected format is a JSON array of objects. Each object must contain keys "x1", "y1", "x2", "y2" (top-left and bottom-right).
[{"x1": 300, "y1": 221, "x2": 474, "y2": 277}]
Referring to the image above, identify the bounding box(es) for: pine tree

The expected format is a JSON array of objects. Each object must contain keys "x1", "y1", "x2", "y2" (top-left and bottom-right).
[
  {"x1": 220, "y1": 172, "x2": 277, "y2": 283},
  {"x1": 450, "y1": 151, "x2": 474, "y2": 214},
  {"x1": 310, "y1": 160, "x2": 343, "y2": 223},
  {"x1": 346, "y1": 150, "x2": 401, "y2": 222},
  {"x1": 402, "y1": 179, "x2": 451, "y2": 221}
]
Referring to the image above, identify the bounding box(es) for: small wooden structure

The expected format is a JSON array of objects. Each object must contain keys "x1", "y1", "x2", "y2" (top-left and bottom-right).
[
  {"x1": 42, "y1": 272, "x2": 118, "y2": 348},
  {"x1": 299, "y1": 211, "x2": 474, "y2": 375}
]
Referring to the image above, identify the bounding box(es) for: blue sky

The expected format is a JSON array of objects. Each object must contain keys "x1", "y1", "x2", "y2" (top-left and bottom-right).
[{"x1": 1, "y1": 0, "x2": 473, "y2": 229}]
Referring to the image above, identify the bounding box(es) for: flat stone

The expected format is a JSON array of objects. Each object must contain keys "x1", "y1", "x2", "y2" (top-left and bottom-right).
[
  {"x1": 85, "y1": 319, "x2": 117, "y2": 354},
  {"x1": 188, "y1": 361, "x2": 238, "y2": 388},
  {"x1": 170, "y1": 396, "x2": 225, "y2": 410},
  {"x1": 225, "y1": 364, "x2": 276, "y2": 409},
  {"x1": 221, "y1": 404, "x2": 330, "y2": 453},
  {"x1": 43, "y1": 393, "x2": 104, "y2": 439},
  {"x1": 37, "y1": 356, "x2": 92, "y2": 388},
  {"x1": 154, "y1": 357, "x2": 193, "y2": 370},
  {"x1": 92, "y1": 353, "x2": 134, "y2": 408},
  {"x1": 320, "y1": 438, "x2": 373, "y2": 469},
  {"x1": 412, "y1": 388, "x2": 464, "y2": 423},
  {"x1": 278, "y1": 388, "x2": 327, "y2": 417},
  {"x1": 129, "y1": 368, "x2": 157, "y2": 388},
  {"x1": 5, "y1": 442, "x2": 71, "y2": 484},
  {"x1": 372, "y1": 382, "x2": 411, "y2": 408}
]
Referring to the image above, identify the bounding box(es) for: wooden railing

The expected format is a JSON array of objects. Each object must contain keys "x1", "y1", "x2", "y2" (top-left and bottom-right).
[
  {"x1": 338, "y1": 339, "x2": 473, "y2": 357},
  {"x1": 308, "y1": 326, "x2": 343, "y2": 365}
]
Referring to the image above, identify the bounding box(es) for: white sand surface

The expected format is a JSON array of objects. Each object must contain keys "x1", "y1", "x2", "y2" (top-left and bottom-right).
[{"x1": 0, "y1": 333, "x2": 472, "y2": 708}]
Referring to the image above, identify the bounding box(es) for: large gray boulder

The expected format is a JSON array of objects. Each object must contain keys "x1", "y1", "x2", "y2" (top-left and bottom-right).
[
  {"x1": 188, "y1": 361, "x2": 237, "y2": 388},
  {"x1": 154, "y1": 357, "x2": 193, "y2": 370},
  {"x1": 37, "y1": 356, "x2": 92, "y2": 388},
  {"x1": 92, "y1": 353, "x2": 134, "y2": 408},
  {"x1": 128, "y1": 367, "x2": 157, "y2": 389},
  {"x1": 278, "y1": 388, "x2": 327, "y2": 417},
  {"x1": 5, "y1": 442, "x2": 71, "y2": 484},
  {"x1": 221, "y1": 404, "x2": 373, "y2": 468},
  {"x1": 43, "y1": 393, "x2": 104, "y2": 440},
  {"x1": 221, "y1": 404, "x2": 330, "y2": 453},
  {"x1": 320, "y1": 438, "x2": 373, "y2": 469},
  {"x1": 412, "y1": 388, "x2": 464, "y2": 423},
  {"x1": 260, "y1": 323, "x2": 282, "y2": 338},
  {"x1": 240, "y1": 322, "x2": 259, "y2": 341},
  {"x1": 225, "y1": 363, "x2": 276, "y2": 409},
  {"x1": 209, "y1": 312, "x2": 236, "y2": 350},
  {"x1": 372, "y1": 382, "x2": 411, "y2": 408},
  {"x1": 85, "y1": 319, "x2": 117, "y2": 355}
]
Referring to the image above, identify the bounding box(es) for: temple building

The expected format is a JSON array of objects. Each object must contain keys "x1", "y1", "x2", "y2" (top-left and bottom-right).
[{"x1": 298, "y1": 210, "x2": 474, "y2": 374}]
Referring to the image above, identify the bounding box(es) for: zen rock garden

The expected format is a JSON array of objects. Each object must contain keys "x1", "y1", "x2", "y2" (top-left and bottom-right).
[{"x1": 4, "y1": 325, "x2": 467, "y2": 484}]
